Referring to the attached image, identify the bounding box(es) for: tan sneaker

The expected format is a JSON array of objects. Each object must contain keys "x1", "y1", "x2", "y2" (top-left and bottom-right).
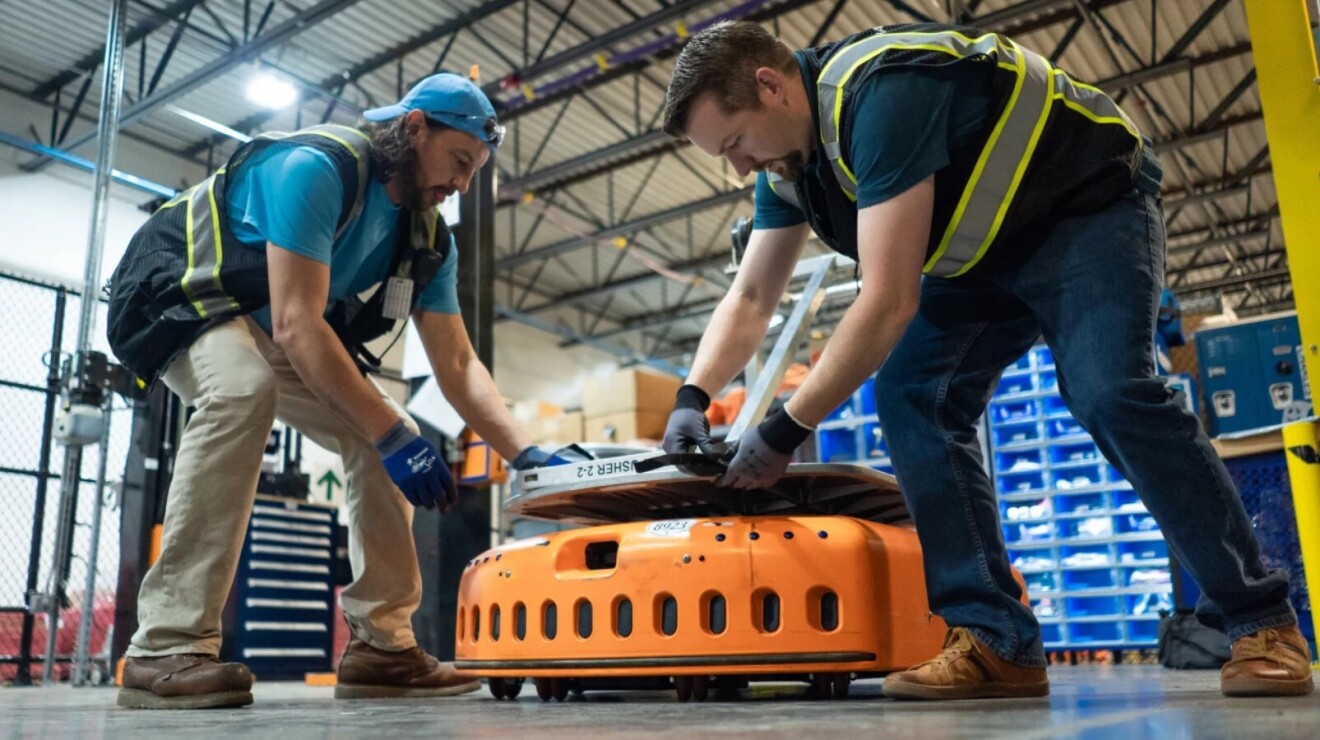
[
  {"x1": 1221, "y1": 624, "x2": 1315, "y2": 697},
  {"x1": 883, "y1": 627, "x2": 1050, "y2": 700},
  {"x1": 335, "y1": 636, "x2": 481, "y2": 699},
  {"x1": 117, "y1": 654, "x2": 253, "y2": 710}
]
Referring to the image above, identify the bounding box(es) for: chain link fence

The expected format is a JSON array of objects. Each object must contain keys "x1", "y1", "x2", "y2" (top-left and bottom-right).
[{"x1": 0, "y1": 271, "x2": 130, "y2": 684}]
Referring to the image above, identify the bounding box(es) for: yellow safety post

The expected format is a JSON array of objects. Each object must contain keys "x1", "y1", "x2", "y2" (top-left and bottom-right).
[
  {"x1": 1282, "y1": 422, "x2": 1320, "y2": 662},
  {"x1": 1243, "y1": 0, "x2": 1320, "y2": 656}
]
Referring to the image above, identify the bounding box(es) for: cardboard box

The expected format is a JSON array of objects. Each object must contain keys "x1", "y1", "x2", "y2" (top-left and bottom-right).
[
  {"x1": 524, "y1": 411, "x2": 584, "y2": 445},
  {"x1": 583, "y1": 368, "x2": 682, "y2": 417},
  {"x1": 512, "y1": 399, "x2": 564, "y2": 423},
  {"x1": 584, "y1": 410, "x2": 669, "y2": 443}
]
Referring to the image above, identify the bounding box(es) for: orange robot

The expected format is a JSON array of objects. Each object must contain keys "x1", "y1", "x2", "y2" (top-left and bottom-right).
[{"x1": 454, "y1": 456, "x2": 1022, "y2": 701}]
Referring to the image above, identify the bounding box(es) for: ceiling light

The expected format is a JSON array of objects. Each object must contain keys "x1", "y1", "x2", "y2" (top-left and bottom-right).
[{"x1": 246, "y1": 71, "x2": 297, "y2": 110}]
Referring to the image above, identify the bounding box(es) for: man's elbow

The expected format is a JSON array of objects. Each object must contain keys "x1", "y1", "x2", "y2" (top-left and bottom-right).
[{"x1": 271, "y1": 309, "x2": 317, "y2": 350}]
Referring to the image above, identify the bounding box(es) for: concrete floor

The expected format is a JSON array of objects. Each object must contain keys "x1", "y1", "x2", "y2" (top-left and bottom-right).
[{"x1": 2, "y1": 666, "x2": 1318, "y2": 739}]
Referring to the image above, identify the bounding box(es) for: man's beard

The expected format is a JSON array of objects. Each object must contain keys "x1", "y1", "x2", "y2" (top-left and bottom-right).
[
  {"x1": 773, "y1": 150, "x2": 807, "y2": 182},
  {"x1": 393, "y1": 145, "x2": 429, "y2": 212}
]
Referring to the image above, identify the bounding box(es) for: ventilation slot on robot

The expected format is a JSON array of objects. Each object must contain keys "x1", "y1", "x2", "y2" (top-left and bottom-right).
[
  {"x1": 615, "y1": 598, "x2": 633, "y2": 637},
  {"x1": 577, "y1": 600, "x2": 593, "y2": 639},
  {"x1": 543, "y1": 601, "x2": 558, "y2": 640},
  {"x1": 660, "y1": 595, "x2": 678, "y2": 636},
  {"x1": 820, "y1": 591, "x2": 839, "y2": 631},
  {"x1": 761, "y1": 592, "x2": 781, "y2": 633},
  {"x1": 706, "y1": 593, "x2": 727, "y2": 635},
  {"x1": 491, "y1": 604, "x2": 501, "y2": 641},
  {"x1": 585, "y1": 541, "x2": 619, "y2": 570},
  {"x1": 514, "y1": 603, "x2": 527, "y2": 641}
]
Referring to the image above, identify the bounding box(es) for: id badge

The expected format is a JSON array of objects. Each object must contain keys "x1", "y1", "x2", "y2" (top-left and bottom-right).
[{"x1": 382, "y1": 277, "x2": 414, "y2": 321}]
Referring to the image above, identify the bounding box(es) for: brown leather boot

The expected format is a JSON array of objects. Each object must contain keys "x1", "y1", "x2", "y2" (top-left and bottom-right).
[
  {"x1": 883, "y1": 627, "x2": 1050, "y2": 700},
  {"x1": 1221, "y1": 623, "x2": 1315, "y2": 697},
  {"x1": 117, "y1": 654, "x2": 253, "y2": 709},
  {"x1": 335, "y1": 635, "x2": 480, "y2": 699}
]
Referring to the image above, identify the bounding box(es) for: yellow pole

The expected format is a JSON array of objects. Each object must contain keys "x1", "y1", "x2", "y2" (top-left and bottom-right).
[
  {"x1": 1282, "y1": 422, "x2": 1320, "y2": 660},
  {"x1": 1242, "y1": 0, "x2": 1320, "y2": 653}
]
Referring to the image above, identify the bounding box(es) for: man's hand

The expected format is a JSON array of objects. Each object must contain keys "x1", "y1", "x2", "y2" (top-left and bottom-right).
[
  {"x1": 509, "y1": 445, "x2": 577, "y2": 471},
  {"x1": 662, "y1": 385, "x2": 718, "y2": 455},
  {"x1": 375, "y1": 422, "x2": 457, "y2": 510},
  {"x1": 717, "y1": 408, "x2": 813, "y2": 490}
]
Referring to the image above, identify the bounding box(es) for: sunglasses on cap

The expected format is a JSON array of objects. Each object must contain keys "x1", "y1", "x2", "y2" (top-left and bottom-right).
[{"x1": 423, "y1": 110, "x2": 505, "y2": 148}]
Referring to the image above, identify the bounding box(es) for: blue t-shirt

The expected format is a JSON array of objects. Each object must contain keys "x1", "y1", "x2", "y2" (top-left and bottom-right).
[
  {"x1": 754, "y1": 64, "x2": 993, "y2": 228},
  {"x1": 225, "y1": 145, "x2": 460, "y2": 332}
]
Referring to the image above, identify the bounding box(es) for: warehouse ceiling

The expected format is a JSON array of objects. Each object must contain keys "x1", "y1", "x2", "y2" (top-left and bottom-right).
[{"x1": 0, "y1": 0, "x2": 1288, "y2": 366}]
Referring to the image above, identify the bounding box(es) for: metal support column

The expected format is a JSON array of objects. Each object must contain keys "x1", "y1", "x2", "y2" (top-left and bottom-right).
[
  {"x1": 39, "y1": 0, "x2": 128, "y2": 685},
  {"x1": 1242, "y1": 0, "x2": 1320, "y2": 651}
]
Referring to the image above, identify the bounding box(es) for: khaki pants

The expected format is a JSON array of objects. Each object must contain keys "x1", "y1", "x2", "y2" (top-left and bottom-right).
[{"x1": 127, "y1": 317, "x2": 422, "y2": 657}]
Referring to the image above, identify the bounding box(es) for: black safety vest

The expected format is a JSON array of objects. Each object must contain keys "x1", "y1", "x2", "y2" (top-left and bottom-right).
[
  {"x1": 106, "y1": 124, "x2": 450, "y2": 383},
  {"x1": 768, "y1": 23, "x2": 1145, "y2": 276}
]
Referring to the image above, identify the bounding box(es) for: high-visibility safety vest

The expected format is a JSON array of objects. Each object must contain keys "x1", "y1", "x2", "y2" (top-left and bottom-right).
[
  {"x1": 106, "y1": 124, "x2": 450, "y2": 384},
  {"x1": 767, "y1": 24, "x2": 1145, "y2": 277}
]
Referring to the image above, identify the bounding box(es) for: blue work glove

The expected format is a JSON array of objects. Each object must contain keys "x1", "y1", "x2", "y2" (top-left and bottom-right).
[
  {"x1": 717, "y1": 408, "x2": 813, "y2": 490},
  {"x1": 662, "y1": 385, "x2": 719, "y2": 456},
  {"x1": 510, "y1": 445, "x2": 575, "y2": 471},
  {"x1": 375, "y1": 421, "x2": 456, "y2": 510}
]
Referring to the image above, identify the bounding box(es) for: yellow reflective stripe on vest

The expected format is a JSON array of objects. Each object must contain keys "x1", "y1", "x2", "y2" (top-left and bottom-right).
[
  {"x1": 766, "y1": 173, "x2": 802, "y2": 209},
  {"x1": 925, "y1": 38, "x2": 1051, "y2": 277},
  {"x1": 180, "y1": 172, "x2": 241, "y2": 318},
  {"x1": 817, "y1": 29, "x2": 1139, "y2": 277},
  {"x1": 177, "y1": 126, "x2": 374, "y2": 318},
  {"x1": 818, "y1": 29, "x2": 1011, "y2": 197}
]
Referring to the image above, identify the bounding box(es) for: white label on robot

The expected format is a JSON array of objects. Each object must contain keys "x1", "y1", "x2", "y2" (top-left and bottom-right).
[
  {"x1": 645, "y1": 519, "x2": 696, "y2": 538},
  {"x1": 575, "y1": 459, "x2": 636, "y2": 478}
]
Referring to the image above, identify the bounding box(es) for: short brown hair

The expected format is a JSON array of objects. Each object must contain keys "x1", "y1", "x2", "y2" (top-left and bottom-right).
[{"x1": 662, "y1": 20, "x2": 796, "y2": 139}]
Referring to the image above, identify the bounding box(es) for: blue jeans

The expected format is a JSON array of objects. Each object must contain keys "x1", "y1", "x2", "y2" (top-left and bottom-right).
[{"x1": 874, "y1": 181, "x2": 1296, "y2": 667}]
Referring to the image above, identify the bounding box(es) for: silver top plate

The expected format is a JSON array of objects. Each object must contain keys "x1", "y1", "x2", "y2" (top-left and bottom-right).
[{"x1": 507, "y1": 456, "x2": 910, "y2": 526}]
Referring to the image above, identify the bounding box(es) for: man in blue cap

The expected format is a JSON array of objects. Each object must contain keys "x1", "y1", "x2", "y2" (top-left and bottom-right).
[{"x1": 107, "y1": 73, "x2": 562, "y2": 709}]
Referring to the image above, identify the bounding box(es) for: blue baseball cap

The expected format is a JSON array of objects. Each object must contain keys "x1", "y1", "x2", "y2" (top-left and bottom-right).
[{"x1": 363, "y1": 73, "x2": 504, "y2": 152}]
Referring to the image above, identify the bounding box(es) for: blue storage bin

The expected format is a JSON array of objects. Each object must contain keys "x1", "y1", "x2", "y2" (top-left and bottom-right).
[
  {"x1": 1043, "y1": 395, "x2": 1070, "y2": 416},
  {"x1": 996, "y1": 447, "x2": 1043, "y2": 474},
  {"x1": 1030, "y1": 596, "x2": 1062, "y2": 620},
  {"x1": 996, "y1": 373, "x2": 1035, "y2": 396},
  {"x1": 1041, "y1": 622, "x2": 1064, "y2": 644},
  {"x1": 991, "y1": 398, "x2": 1038, "y2": 423},
  {"x1": 860, "y1": 421, "x2": 888, "y2": 459},
  {"x1": 1054, "y1": 491, "x2": 1108, "y2": 516},
  {"x1": 1057, "y1": 515, "x2": 1113, "y2": 541},
  {"x1": 1115, "y1": 513, "x2": 1160, "y2": 535},
  {"x1": 1005, "y1": 520, "x2": 1054, "y2": 544},
  {"x1": 1126, "y1": 619, "x2": 1159, "y2": 644},
  {"x1": 1118, "y1": 539, "x2": 1167, "y2": 563},
  {"x1": 1105, "y1": 463, "x2": 1128, "y2": 484},
  {"x1": 1127, "y1": 591, "x2": 1174, "y2": 617},
  {"x1": 818, "y1": 427, "x2": 859, "y2": 463},
  {"x1": 1067, "y1": 595, "x2": 1121, "y2": 618},
  {"x1": 1008, "y1": 353, "x2": 1033, "y2": 372},
  {"x1": 998, "y1": 469, "x2": 1047, "y2": 495},
  {"x1": 1033, "y1": 346, "x2": 1055, "y2": 369},
  {"x1": 1069, "y1": 621, "x2": 1122, "y2": 644},
  {"x1": 993, "y1": 421, "x2": 1041, "y2": 447},
  {"x1": 1040, "y1": 370, "x2": 1058, "y2": 391},
  {"x1": 1063, "y1": 567, "x2": 1117, "y2": 591},
  {"x1": 1059, "y1": 543, "x2": 1113, "y2": 570},
  {"x1": 1050, "y1": 440, "x2": 1100, "y2": 464},
  {"x1": 858, "y1": 377, "x2": 876, "y2": 416},
  {"x1": 1111, "y1": 488, "x2": 1143, "y2": 510},
  {"x1": 1046, "y1": 416, "x2": 1085, "y2": 439},
  {"x1": 1024, "y1": 571, "x2": 1058, "y2": 594},
  {"x1": 1051, "y1": 464, "x2": 1103, "y2": 490}
]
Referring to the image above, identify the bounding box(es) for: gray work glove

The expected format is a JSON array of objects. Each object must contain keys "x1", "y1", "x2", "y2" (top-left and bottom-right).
[
  {"x1": 717, "y1": 408, "x2": 813, "y2": 490},
  {"x1": 662, "y1": 385, "x2": 719, "y2": 456}
]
